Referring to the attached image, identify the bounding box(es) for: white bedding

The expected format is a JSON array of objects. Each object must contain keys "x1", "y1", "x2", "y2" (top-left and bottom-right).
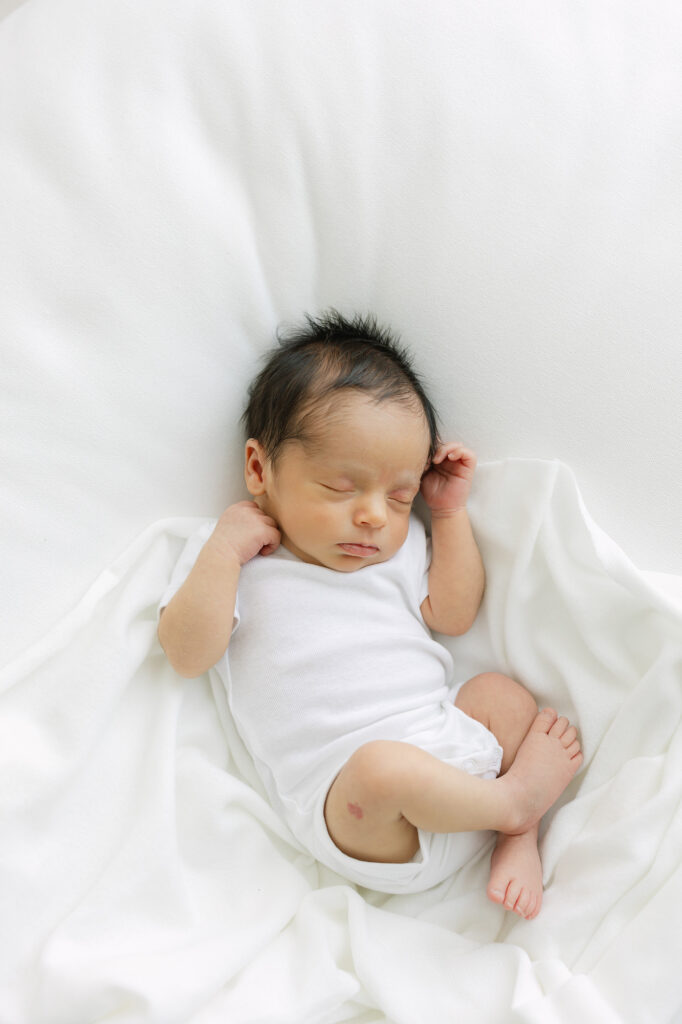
[
  {"x1": 2, "y1": 1, "x2": 682, "y2": 1021},
  {"x1": 2, "y1": 459, "x2": 681, "y2": 1023}
]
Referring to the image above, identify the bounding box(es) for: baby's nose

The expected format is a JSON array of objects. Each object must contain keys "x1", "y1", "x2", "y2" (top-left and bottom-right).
[{"x1": 355, "y1": 496, "x2": 386, "y2": 527}]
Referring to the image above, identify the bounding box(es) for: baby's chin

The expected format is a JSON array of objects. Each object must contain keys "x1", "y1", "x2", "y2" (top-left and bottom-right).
[{"x1": 327, "y1": 548, "x2": 394, "y2": 572}]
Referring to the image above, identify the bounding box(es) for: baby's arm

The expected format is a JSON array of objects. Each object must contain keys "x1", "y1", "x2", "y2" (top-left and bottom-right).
[
  {"x1": 158, "y1": 501, "x2": 280, "y2": 677},
  {"x1": 419, "y1": 443, "x2": 485, "y2": 636}
]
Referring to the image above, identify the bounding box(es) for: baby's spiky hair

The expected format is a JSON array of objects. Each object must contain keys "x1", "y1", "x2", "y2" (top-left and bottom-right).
[{"x1": 242, "y1": 309, "x2": 440, "y2": 463}]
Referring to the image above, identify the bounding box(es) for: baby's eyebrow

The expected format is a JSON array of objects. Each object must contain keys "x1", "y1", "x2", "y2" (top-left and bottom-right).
[{"x1": 390, "y1": 474, "x2": 422, "y2": 492}]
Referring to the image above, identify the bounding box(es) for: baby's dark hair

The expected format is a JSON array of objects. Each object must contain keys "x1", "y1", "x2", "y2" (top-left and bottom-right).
[{"x1": 242, "y1": 310, "x2": 440, "y2": 464}]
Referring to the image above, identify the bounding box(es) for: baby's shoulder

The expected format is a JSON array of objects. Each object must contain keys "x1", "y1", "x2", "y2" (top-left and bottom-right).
[{"x1": 402, "y1": 512, "x2": 430, "y2": 561}]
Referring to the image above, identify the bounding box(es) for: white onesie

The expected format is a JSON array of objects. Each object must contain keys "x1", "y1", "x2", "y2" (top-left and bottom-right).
[{"x1": 159, "y1": 514, "x2": 502, "y2": 894}]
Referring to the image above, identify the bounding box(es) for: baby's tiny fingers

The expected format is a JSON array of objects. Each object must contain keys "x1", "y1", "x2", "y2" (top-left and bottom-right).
[
  {"x1": 433, "y1": 441, "x2": 462, "y2": 463},
  {"x1": 260, "y1": 530, "x2": 281, "y2": 556},
  {"x1": 454, "y1": 445, "x2": 477, "y2": 466}
]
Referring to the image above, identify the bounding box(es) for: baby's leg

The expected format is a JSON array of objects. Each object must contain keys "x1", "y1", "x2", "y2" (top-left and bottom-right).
[
  {"x1": 323, "y1": 701, "x2": 581, "y2": 879},
  {"x1": 455, "y1": 672, "x2": 580, "y2": 919},
  {"x1": 324, "y1": 740, "x2": 519, "y2": 865},
  {"x1": 454, "y1": 672, "x2": 539, "y2": 775}
]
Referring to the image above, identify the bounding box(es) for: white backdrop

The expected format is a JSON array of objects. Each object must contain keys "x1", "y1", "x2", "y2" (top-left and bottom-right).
[
  {"x1": 2, "y1": 0, "x2": 681, "y2": 670},
  {"x1": 2, "y1": 4, "x2": 682, "y2": 1022}
]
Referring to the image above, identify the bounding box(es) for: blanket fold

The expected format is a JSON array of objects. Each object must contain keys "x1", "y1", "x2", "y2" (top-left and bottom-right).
[{"x1": 1, "y1": 460, "x2": 680, "y2": 1023}]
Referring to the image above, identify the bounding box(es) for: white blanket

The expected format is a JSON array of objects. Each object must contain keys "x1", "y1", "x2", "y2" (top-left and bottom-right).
[
  {"x1": 2, "y1": 1, "x2": 682, "y2": 1020},
  {"x1": 2, "y1": 0, "x2": 682, "y2": 674},
  {"x1": 2, "y1": 459, "x2": 681, "y2": 1023}
]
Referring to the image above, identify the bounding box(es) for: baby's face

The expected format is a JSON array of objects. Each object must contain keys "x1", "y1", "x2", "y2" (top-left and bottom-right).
[{"x1": 250, "y1": 394, "x2": 431, "y2": 572}]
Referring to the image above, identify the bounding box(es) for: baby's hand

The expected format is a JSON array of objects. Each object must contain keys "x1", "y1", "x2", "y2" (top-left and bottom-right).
[
  {"x1": 207, "y1": 500, "x2": 281, "y2": 566},
  {"x1": 420, "y1": 443, "x2": 477, "y2": 515}
]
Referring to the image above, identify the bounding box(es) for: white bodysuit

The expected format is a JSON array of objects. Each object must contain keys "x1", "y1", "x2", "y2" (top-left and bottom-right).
[{"x1": 160, "y1": 514, "x2": 502, "y2": 893}]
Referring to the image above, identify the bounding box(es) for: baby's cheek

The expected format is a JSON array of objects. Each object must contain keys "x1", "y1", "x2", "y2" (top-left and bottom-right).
[{"x1": 319, "y1": 503, "x2": 346, "y2": 529}]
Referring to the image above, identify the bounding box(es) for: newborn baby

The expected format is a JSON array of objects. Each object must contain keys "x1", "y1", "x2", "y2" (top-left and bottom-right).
[{"x1": 158, "y1": 310, "x2": 582, "y2": 918}]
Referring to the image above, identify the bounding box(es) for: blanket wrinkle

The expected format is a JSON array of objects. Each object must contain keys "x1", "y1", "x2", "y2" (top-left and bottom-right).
[{"x1": 1, "y1": 459, "x2": 681, "y2": 1023}]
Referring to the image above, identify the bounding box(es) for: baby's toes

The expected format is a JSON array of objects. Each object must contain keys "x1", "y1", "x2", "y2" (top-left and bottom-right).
[
  {"x1": 514, "y1": 887, "x2": 533, "y2": 918},
  {"x1": 561, "y1": 725, "x2": 582, "y2": 761},
  {"x1": 530, "y1": 708, "x2": 558, "y2": 735},
  {"x1": 570, "y1": 747, "x2": 584, "y2": 768},
  {"x1": 548, "y1": 715, "x2": 570, "y2": 739},
  {"x1": 487, "y1": 882, "x2": 505, "y2": 906},
  {"x1": 503, "y1": 879, "x2": 523, "y2": 914},
  {"x1": 566, "y1": 739, "x2": 582, "y2": 759},
  {"x1": 560, "y1": 724, "x2": 578, "y2": 747},
  {"x1": 525, "y1": 892, "x2": 542, "y2": 920}
]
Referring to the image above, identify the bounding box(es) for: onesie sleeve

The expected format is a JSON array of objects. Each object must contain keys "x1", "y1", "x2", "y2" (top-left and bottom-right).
[{"x1": 157, "y1": 519, "x2": 218, "y2": 618}]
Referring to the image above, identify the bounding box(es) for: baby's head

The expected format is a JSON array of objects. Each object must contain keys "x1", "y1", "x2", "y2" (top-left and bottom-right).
[{"x1": 242, "y1": 310, "x2": 440, "y2": 571}]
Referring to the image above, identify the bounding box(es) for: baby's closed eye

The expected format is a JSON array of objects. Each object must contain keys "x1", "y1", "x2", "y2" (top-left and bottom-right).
[
  {"x1": 389, "y1": 490, "x2": 417, "y2": 505},
  {"x1": 318, "y1": 480, "x2": 415, "y2": 506},
  {"x1": 320, "y1": 482, "x2": 355, "y2": 494}
]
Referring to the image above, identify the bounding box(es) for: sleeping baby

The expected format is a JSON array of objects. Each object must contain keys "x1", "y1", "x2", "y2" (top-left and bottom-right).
[{"x1": 158, "y1": 310, "x2": 582, "y2": 918}]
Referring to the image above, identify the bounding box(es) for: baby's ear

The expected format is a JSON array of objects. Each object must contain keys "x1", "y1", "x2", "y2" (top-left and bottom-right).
[{"x1": 244, "y1": 438, "x2": 268, "y2": 496}]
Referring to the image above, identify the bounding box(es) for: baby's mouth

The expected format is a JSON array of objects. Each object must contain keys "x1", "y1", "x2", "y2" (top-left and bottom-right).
[{"x1": 338, "y1": 542, "x2": 379, "y2": 557}]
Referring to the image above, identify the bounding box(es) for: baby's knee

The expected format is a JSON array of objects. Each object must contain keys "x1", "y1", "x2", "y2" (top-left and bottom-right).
[
  {"x1": 342, "y1": 740, "x2": 411, "y2": 803},
  {"x1": 457, "y1": 672, "x2": 536, "y2": 721},
  {"x1": 458, "y1": 672, "x2": 540, "y2": 774},
  {"x1": 491, "y1": 673, "x2": 538, "y2": 720}
]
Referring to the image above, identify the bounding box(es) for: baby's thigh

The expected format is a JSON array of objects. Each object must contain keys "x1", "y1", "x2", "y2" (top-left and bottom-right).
[
  {"x1": 455, "y1": 672, "x2": 538, "y2": 774},
  {"x1": 323, "y1": 742, "x2": 420, "y2": 864}
]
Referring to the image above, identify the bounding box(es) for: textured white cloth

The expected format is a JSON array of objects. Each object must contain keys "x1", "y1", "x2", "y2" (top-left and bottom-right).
[
  {"x1": 160, "y1": 514, "x2": 503, "y2": 892},
  {"x1": 2, "y1": 459, "x2": 682, "y2": 1022},
  {"x1": 3, "y1": 0, "x2": 682, "y2": 1017},
  {"x1": 2, "y1": 0, "x2": 682, "y2": 673}
]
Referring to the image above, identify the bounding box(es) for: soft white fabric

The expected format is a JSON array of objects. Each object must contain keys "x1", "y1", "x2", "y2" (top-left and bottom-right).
[
  {"x1": 2, "y1": 0, "x2": 682, "y2": 1019},
  {"x1": 2, "y1": 0, "x2": 682, "y2": 672},
  {"x1": 160, "y1": 513, "x2": 502, "y2": 894},
  {"x1": 2, "y1": 459, "x2": 681, "y2": 1022}
]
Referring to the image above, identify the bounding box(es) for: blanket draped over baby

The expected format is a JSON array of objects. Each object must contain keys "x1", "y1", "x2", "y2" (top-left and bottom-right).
[{"x1": 1, "y1": 459, "x2": 680, "y2": 1023}]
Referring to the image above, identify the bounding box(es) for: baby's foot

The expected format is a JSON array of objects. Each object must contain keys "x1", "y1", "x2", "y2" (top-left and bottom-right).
[
  {"x1": 502, "y1": 708, "x2": 582, "y2": 834},
  {"x1": 487, "y1": 826, "x2": 543, "y2": 920}
]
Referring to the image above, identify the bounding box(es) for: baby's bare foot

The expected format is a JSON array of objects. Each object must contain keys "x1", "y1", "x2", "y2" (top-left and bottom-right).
[
  {"x1": 502, "y1": 708, "x2": 582, "y2": 834},
  {"x1": 487, "y1": 826, "x2": 543, "y2": 919}
]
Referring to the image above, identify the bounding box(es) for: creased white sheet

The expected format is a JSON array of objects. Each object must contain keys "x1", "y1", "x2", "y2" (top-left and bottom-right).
[
  {"x1": 2, "y1": 0, "x2": 682, "y2": 673},
  {"x1": 1, "y1": 459, "x2": 680, "y2": 1024}
]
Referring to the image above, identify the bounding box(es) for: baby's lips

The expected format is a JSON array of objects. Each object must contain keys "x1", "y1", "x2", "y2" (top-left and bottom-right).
[{"x1": 338, "y1": 542, "x2": 379, "y2": 556}]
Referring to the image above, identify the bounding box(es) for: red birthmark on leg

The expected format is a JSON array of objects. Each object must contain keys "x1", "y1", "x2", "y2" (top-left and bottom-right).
[{"x1": 347, "y1": 802, "x2": 364, "y2": 819}]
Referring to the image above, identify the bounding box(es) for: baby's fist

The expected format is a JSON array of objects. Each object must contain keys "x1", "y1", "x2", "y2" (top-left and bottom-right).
[
  {"x1": 209, "y1": 501, "x2": 281, "y2": 566},
  {"x1": 420, "y1": 443, "x2": 477, "y2": 514}
]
